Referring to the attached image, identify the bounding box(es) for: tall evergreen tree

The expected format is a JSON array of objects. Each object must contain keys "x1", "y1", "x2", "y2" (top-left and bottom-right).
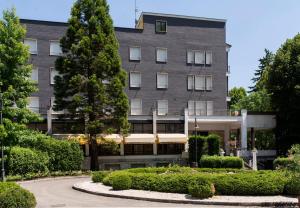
[
  {"x1": 0, "y1": 8, "x2": 40, "y2": 145},
  {"x1": 54, "y1": 0, "x2": 129, "y2": 170}
]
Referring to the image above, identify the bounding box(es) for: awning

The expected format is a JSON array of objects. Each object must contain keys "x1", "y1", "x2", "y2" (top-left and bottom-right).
[
  {"x1": 124, "y1": 134, "x2": 156, "y2": 144},
  {"x1": 157, "y1": 134, "x2": 187, "y2": 144},
  {"x1": 98, "y1": 134, "x2": 123, "y2": 144}
]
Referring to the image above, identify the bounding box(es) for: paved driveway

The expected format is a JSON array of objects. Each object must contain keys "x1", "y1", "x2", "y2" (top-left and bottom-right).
[{"x1": 19, "y1": 176, "x2": 261, "y2": 208}]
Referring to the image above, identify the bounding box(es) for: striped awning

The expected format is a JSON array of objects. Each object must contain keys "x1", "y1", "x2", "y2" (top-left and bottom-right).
[
  {"x1": 124, "y1": 134, "x2": 156, "y2": 144},
  {"x1": 157, "y1": 134, "x2": 187, "y2": 144}
]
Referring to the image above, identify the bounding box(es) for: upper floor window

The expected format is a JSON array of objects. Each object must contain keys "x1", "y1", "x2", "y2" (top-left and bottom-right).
[
  {"x1": 206, "y1": 101, "x2": 214, "y2": 116},
  {"x1": 187, "y1": 75, "x2": 213, "y2": 91},
  {"x1": 130, "y1": 71, "x2": 141, "y2": 88},
  {"x1": 206, "y1": 51, "x2": 213, "y2": 65},
  {"x1": 187, "y1": 50, "x2": 212, "y2": 66},
  {"x1": 205, "y1": 76, "x2": 213, "y2": 91},
  {"x1": 51, "y1": 97, "x2": 64, "y2": 114},
  {"x1": 157, "y1": 73, "x2": 168, "y2": 89},
  {"x1": 24, "y1": 38, "x2": 37, "y2": 54},
  {"x1": 131, "y1": 99, "x2": 142, "y2": 115},
  {"x1": 129, "y1": 46, "x2": 141, "y2": 61},
  {"x1": 188, "y1": 100, "x2": 213, "y2": 116},
  {"x1": 156, "y1": 48, "x2": 167, "y2": 63},
  {"x1": 157, "y1": 100, "x2": 168, "y2": 116},
  {"x1": 195, "y1": 75, "x2": 206, "y2": 91},
  {"x1": 31, "y1": 67, "x2": 38, "y2": 83},
  {"x1": 28, "y1": 97, "x2": 39, "y2": 113},
  {"x1": 50, "y1": 67, "x2": 59, "y2": 85},
  {"x1": 187, "y1": 75, "x2": 194, "y2": 90},
  {"x1": 50, "y1": 40, "x2": 62, "y2": 56},
  {"x1": 155, "y1": 20, "x2": 167, "y2": 33}
]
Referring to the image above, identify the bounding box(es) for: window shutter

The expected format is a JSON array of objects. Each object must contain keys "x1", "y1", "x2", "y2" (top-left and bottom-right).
[
  {"x1": 194, "y1": 51, "x2": 205, "y2": 64},
  {"x1": 24, "y1": 39, "x2": 37, "y2": 54},
  {"x1": 187, "y1": 51, "x2": 194, "y2": 64},
  {"x1": 206, "y1": 51, "x2": 212, "y2": 65},
  {"x1": 195, "y1": 76, "x2": 205, "y2": 90},
  {"x1": 188, "y1": 100, "x2": 195, "y2": 116},
  {"x1": 195, "y1": 101, "x2": 206, "y2": 116},
  {"x1": 206, "y1": 76, "x2": 212, "y2": 90},
  {"x1": 157, "y1": 100, "x2": 168, "y2": 115},
  {"x1": 130, "y1": 72, "x2": 141, "y2": 88},
  {"x1": 129, "y1": 47, "x2": 141, "y2": 61},
  {"x1": 157, "y1": 73, "x2": 168, "y2": 89},
  {"x1": 187, "y1": 75, "x2": 194, "y2": 90},
  {"x1": 131, "y1": 99, "x2": 142, "y2": 115},
  {"x1": 207, "y1": 101, "x2": 213, "y2": 116},
  {"x1": 50, "y1": 41, "x2": 62, "y2": 56},
  {"x1": 156, "y1": 48, "x2": 167, "y2": 62},
  {"x1": 50, "y1": 68, "x2": 59, "y2": 84},
  {"x1": 31, "y1": 68, "x2": 38, "y2": 82},
  {"x1": 28, "y1": 97, "x2": 39, "y2": 113}
]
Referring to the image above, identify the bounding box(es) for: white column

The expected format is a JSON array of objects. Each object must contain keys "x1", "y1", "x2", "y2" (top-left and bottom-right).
[
  {"x1": 120, "y1": 142, "x2": 124, "y2": 156},
  {"x1": 47, "y1": 108, "x2": 52, "y2": 135},
  {"x1": 153, "y1": 110, "x2": 157, "y2": 155},
  {"x1": 241, "y1": 109, "x2": 247, "y2": 150},
  {"x1": 224, "y1": 125, "x2": 230, "y2": 155},
  {"x1": 252, "y1": 149, "x2": 257, "y2": 171},
  {"x1": 184, "y1": 108, "x2": 189, "y2": 152}
]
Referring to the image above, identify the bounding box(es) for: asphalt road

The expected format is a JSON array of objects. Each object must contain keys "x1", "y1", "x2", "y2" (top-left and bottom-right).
[{"x1": 19, "y1": 176, "x2": 262, "y2": 208}]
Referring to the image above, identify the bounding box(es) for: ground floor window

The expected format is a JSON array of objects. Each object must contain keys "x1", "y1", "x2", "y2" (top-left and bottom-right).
[
  {"x1": 157, "y1": 122, "x2": 184, "y2": 133},
  {"x1": 124, "y1": 144, "x2": 153, "y2": 155},
  {"x1": 157, "y1": 143, "x2": 185, "y2": 155},
  {"x1": 130, "y1": 163, "x2": 146, "y2": 168}
]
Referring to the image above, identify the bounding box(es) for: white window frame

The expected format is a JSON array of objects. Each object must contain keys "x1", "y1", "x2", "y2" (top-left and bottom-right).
[
  {"x1": 194, "y1": 50, "x2": 205, "y2": 65},
  {"x1": 51, "y1": 97, "x2": 64, "y2": 114},
  {"x1": 130, "y1": 99, "x2": 142, "y2": 115},
  {"x1": 187, "y1": 50, "x2": 194, "y2": 64},
  {"x1": 207, "y1": 101, "x2": 214, "y2": 116},
  {"x1": 50, "y1": 67, "x2": 59, "y2": 85},
  {"x1": 205, "y1": 51, "x2": 213, "y2": 65},
  {"x1": 24, "y1": 38, "x2": 37, "y2": 55},
  {"x1": 31, "y1": 67, "x2": 39, "y2": 83},
  {"x1": 157, "y1": 72, "x2": 168, "y2": 89},
  {"x1": 156, "y1": 48, "x2": 168, "y2": 63},
  {"x1": 27, "y1": 97, "x2": 39, "y2": 113},
  {"x1": 129, "y1": 46, "x2": 141, "y2": 61},
  {"x1": 194, "y1": 75, "x2": 206, "y2": 91},
  {"x1": 130, "y1": 71, "x2": 141, "y2": 88},
  {"x1": 206, "y1": 75, "x2": 213, "y2": 91},
  {"x1": 157, "y1": 100, "x2": 168, "y2": 116},
  {"x1": 187, "y1": 75, "x2": 194, "y2": 90},
  {"x1": 49, "y1": 40, "x2": 62, "y2": 56}
]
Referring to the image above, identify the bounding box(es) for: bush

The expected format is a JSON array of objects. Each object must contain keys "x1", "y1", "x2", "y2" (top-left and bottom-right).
[
  {"x1": 0, "y1": 182, "x2": 36, "y2": 208},
  {"x1": 207, "y1": 134, "x2": 220, "y2": 155},
  {"x1": 188, "y1": 177, "x2": 215, "y2": 199},
  {"x1": 284, "y1": 176, "x2": 300, "y2": 195},
  {"x1": 92, "y1": 171, "x2": 111, "y2": 183},
  {"x1": 188, "y1": 136, "x2": 207, "y2": 164},
  {"x1": 199, "y1": 156, "x2": 243, "y2": 169},
  {"x1": 7, "y1": 146, "x2": 49, "y2": 175},
  {"x1": 273, "y1": 157, "x2": 294, "y2": 169},
  {"x1": 111, "y1": 173, "x2": 132, "y2": 190}
]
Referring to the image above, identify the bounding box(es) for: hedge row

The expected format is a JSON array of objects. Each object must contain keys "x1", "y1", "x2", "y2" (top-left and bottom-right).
[
  {"x1": 273, "y1": 157, "x2": 295, "y2": 169},
  {"x1": 199, "y1": 156, "x2": 243, "y2": 169},
  {"x1": 100, "y1": 169, "x2": 294, "y2": 196},
  {"x1": 0, "y1": 182, "x2": 36, "y2": 208}
]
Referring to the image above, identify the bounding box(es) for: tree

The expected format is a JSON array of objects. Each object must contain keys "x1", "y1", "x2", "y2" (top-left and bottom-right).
[
  {"x1": 54, "y1": 0, "x2": 129, "y2": 170},
  {"x1": 228, "y1": 87, "x2": 246, "y2": 109},
  {"x1": 266, "y1": 34, "x2": 300, "y2": 155},
  {"x1": 0, "y1": 8, "x2": 40, "y2": 146},
  {"x1": 249, "y1": 49, "x2": 274, "y2": 92}
]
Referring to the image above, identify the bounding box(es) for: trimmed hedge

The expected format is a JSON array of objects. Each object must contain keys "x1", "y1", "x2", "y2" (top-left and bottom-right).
[
  {"x1": 188, "y1": 177, "x2": 215, "y2": 199},
  {"x1": 188, "y1": 136, "x2": 207, "y2": 163},
  {"x1": 7, "y1": 146, "x2": 49, "y2": 176},
  {"x1": 0, "y1": 182, "x2": 36, "y2": 208},
  {"x1": 284, "y1": 176, "x2": 300, "y2": 195},
  {"x1": 112, "y1": 173, "x2": 132, "y2": 190},
  {"x1": 207, "y1": 134, "x2": 220, "y2": 156},
  {"x1": 199, "y1": 156, "x2": 243, "y2": 169},
  {"x1": 273, "y1": 157, "x2": 294, "y2": 169},
  {"x1": 92, "y1": 171, "x2": 111, "y2": 183}
]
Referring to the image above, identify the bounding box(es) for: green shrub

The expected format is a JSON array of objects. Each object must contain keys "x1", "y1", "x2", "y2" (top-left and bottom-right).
[
  {"x1": 92, "y1": 171, "x2": 111, "y2": 183},
  {"x1": 7, "y1": 146, "x2": 49, "y2": 175},
  {"x1": 199, "y1": 156, "x2": 243, "y2": 169},
  {"x1": 188, "y1": 177, "x2": 215, "y2": 199},
  {"x1": 273, "y1": 157, "x2": 294, "y2": 169},
  {"x1": 188, "y1": 136, "x2": 207, "y2": 164},
  {"x1": 207, "y1": 134, "x2": 220, "y2": 155},
  {"x1": 0, "y1": 182, "x2": 36, "y2": 208},
  {"x1": 111, "y1": 173, "x2": 132, "y2": 190},
  {"x1": 284, "y1": 176, "x2": 300, "y2": 195}
]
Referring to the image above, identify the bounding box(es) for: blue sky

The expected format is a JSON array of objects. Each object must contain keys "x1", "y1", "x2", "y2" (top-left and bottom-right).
[{"x1": 1, "y1": 0, "x2": 300, "y2": 90}]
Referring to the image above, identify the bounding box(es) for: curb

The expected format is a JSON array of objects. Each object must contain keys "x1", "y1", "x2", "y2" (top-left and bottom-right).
[
  {"x1": 17, "y1": 175, "x2": 90, "y2": 184},
  {"x1": 72, "y1": 183, "x2": 298, "y2": 207}
]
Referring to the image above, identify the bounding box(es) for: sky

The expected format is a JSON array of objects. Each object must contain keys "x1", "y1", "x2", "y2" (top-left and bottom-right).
[{"x1": 1, "y1": 0, "x2": 300, "y2": 90}]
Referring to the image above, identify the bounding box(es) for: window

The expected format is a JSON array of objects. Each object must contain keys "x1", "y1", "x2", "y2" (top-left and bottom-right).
[
  {"x1": 188, "y1": 100, "x2": 195, "y2": 116},
  {"x1": 157, "y1": 100, "x2": 168, "y2": 115},
  {"x1": 194, "y1": 75, "x2": 205, "y2": 91},
  {"x1": 50, "y1": 40, "x2": 62, "y2": 56},
  {"x1": 51, "y1": 97, "x2": 64, "y2": 114},
  {"x1": 50, "y1": 67, "x2": 59, "y2": 85},
  {"x1": 187, "y1": 51, "x2": 194, "y2": 64},
  {"x1": 156, "y1": 48, "x2": 167, "y2": 63},
  {"x1": 31, "y1": 68, "x2": 38, "y2": 83},
  {"x1": 157, "y1": 73, "x2": 168, "y2": 89},
  {"x1": 124, "y1": 144, "x2": 153, "y2": 155},
  {"x1": 155, "y1": 20, "x2": 167, "y2": 33},
  {"x1": 206, "y1": 76, "x2": 212, "y2": 90},
  {"x1": 206, "y1": 51, "x2": 212, "y2": 65},
  {"x1": 195, "y1": 101, "x2": 206, "y2": 116},
  {"x1": 24, "y1": 38, "x2": 37, "y2": 54},
  {"x1": 187, "y1": 75, "x2": 194, "y2": 90},
  {"x1": 129, "y1": 46, "x2": 141, "y2": 61},
  {"x1": 130, "y1": 72, "x2": 141, "y2": 88},
  {"x1": 195, "y1": 51, "x2": 205, "y2": 65},
  {"x1": 28, "y1": 97, "x2": 39, "y2": 113},
  {"x1": 207, "y1": 101, "x2": 213, "y2": 116},
  {"x1": 131, "y1": 99, "x2": 142, "y2": 115}
]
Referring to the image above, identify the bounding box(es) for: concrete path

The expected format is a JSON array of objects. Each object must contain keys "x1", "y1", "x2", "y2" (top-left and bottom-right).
[
  {"x1": 73, "y1": 180, "x2": 298, "y2": 207},
  {"x1": 19, "y1": 176, "x2": 257, "y2": 208}
]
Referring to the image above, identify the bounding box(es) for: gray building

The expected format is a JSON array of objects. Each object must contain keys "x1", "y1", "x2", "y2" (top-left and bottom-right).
[{"x1": 21, "y1": 12, "x2": 238, "y2": 169}]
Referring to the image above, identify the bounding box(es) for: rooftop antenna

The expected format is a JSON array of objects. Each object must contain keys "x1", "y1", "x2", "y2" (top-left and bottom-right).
[{"x1": 135, "y1": 0, "x2": 139, "y2": 26}]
